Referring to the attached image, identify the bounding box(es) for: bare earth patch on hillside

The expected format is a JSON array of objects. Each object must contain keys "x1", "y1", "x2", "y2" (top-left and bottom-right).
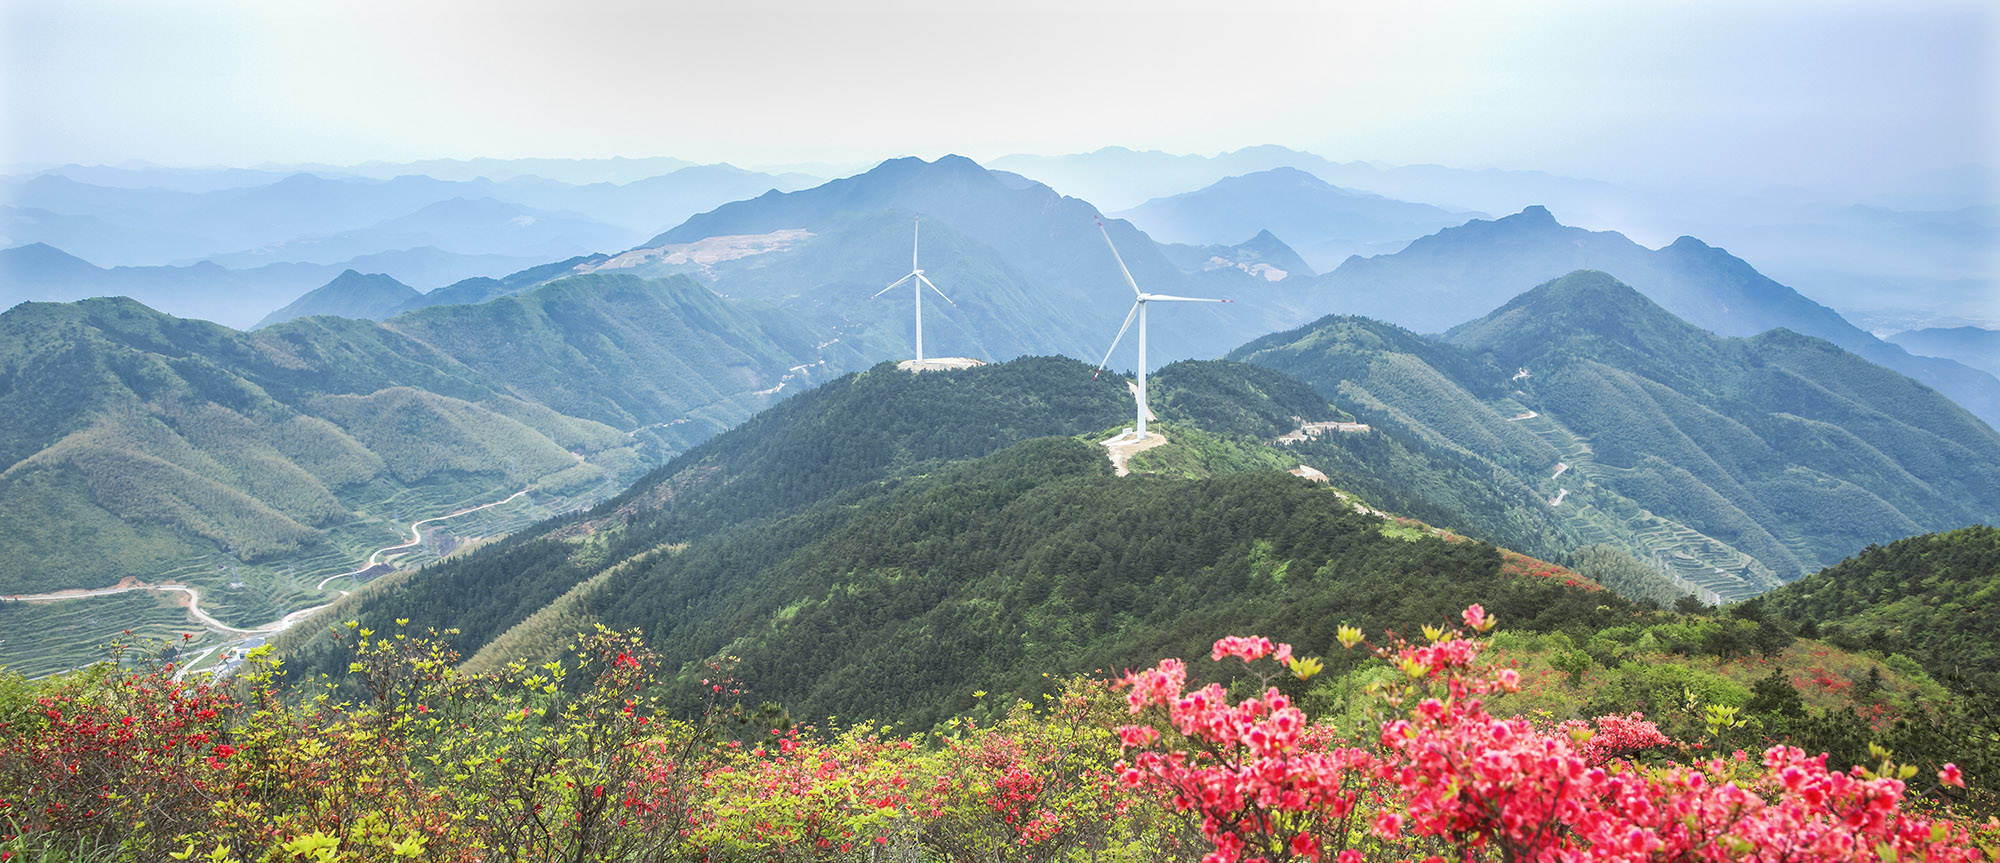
[
  {"x1": 1101, "y1": 429, "x2": 1169, "y2": 476},
  {"x1": 584, "y1": 229, "x2": 814, "y2": 275}
]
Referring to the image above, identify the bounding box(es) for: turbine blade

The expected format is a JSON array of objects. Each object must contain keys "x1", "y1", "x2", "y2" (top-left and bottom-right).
[
  {"x1": 872, "y1": 273, "x2": 915, "y2": 299},
  {"x1": 1096, "y1": 219, "x2": 1143, "y2": 297},
  {"x1": 917, "y1": 273, "x2": 957, "y2": 307},
  {"x1": 912, "y1": 216, "x2": 920, "y2": 271},
  {"x1": 1094, "y1": 301, "x2": 1142, "y2": 379},
  {"x1": 1138, "y1": 293, "x2": 1231, "y2": 303}
]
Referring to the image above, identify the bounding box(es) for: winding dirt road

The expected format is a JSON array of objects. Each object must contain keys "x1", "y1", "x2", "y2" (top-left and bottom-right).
[
  {"x1": 315, "y1": 488, "x2": 528, "y2": 590},
  {"x1": 7, "y1": 487, "x2": 532, "y2": 678}
]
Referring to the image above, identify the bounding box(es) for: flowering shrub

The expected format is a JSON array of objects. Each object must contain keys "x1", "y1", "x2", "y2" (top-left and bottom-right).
[
  {"x1": 916, "y1": 678, "x2": 1164, "y2": 863},
  {"x1": 0, "y1": 637, "x2": 238, "y2": 853},
  {"x1": 1113, "y1": 606, "x2": 1987, "y2": 863},
  {"x1": 1, "y1": 610, "x2": 1990, "y2": 862},
  {"x1": 696, "y1": 723, "x2": 921, "y2": 859}
]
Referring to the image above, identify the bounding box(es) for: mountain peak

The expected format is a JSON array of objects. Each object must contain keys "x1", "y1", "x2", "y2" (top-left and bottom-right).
[
  {"x1": 1509, "y1": 205, "x2": 1558, "y2": 225},
  {"x1": 863, "y1": 154, "x2": 988, "y2": 180},
  {"x1": 1, "y1": 242, "x2": 104, "y2": 287},
  {"x1": 1253, "y1": 165, "x2": 1327, "y2": 184},
  {"x1": 326, "y1": 268, "x2": 377, "y2": 284},
  {"x1": 1445, "y1": 269, "x2": 1718, "y2": 372},
  {"x1": 648, "y1": 152, "x2": 1064, "y2": 249},
  {"x1": 932, "y1": 153, "x2": 983, "y2": 171},
  {"x1": 1500, "y1": 269, "x2": 1662, "y2": 320},
  {"x1": 254, "y1": 269, "x2": 419, "y2": 328},
  {"x1": 3, "y1": 242, "x2": 92, "y2": 266}
]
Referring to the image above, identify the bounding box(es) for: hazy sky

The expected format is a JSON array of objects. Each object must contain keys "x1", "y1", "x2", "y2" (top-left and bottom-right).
[{"x1": 3, "y1": 0, "x2": 1994, "y2": 196}]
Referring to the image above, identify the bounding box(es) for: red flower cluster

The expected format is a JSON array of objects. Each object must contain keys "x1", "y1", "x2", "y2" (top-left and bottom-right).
[{"x1": 1114, "y1": 614, "x2": 1984, "y2": 863}]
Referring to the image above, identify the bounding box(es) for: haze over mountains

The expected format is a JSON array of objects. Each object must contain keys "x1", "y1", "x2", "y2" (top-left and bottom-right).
[
  {"x1": 1294, "y1": 206, "x2": 2000, "y2": 429},
  {"x1": 3, "y1": 147, "x2": 1997, "y2": 680},
  {"x1": 991, "y1": 146, "x2": 1998, "y2": 335},
  {"x1": 1112, "y1": 167, "x2": 1482, "y2": 270},
  {"x1": 1, "y1": 160, "x2": 823, "y2": 327},
  {"x1": 1890, "y1": 326, "x2": 2000, "y2": 379},
  {"x1": 9, "y1": 145, "x2": 1992, "y2": 342}
]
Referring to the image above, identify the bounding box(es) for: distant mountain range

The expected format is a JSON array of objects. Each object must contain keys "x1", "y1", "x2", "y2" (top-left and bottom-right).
[
  {"x1": 14, "y1": 152, "x2": 1992, "y2": 433},
  {"x1": 0, "y1": 162, "x2": 822, "y2": 325},
  {"x1": 1298, "y1": 206, "x2": 2000, "y2": 429},
  {"x1": 0, "y1": 242, "x2": 546, "y2": 329},
  {"x1": 1113, "y1": 167, "x2": 1483, "y2": 270},
  {"x1": 203, "y1": 197, "x2": 644, "y2": 269},
  {"x1": 26, "y1": 156, "x2": 718, "y2": 190},
  {"x1": 990, "y1": 146, "x2": 1998, "y2": 335},
  {"x1": 988, "y1": 145, "x2": 1617, "y2": 216},
  {"x1": 1889, "y1": 326, "x2": 2000, "y2": 379},
  {"x1": 2, "y1": 164, "x2": 818, "y2": 265}
]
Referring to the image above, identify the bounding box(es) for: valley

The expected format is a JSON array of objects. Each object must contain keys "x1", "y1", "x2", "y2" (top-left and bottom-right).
[
  {"x1": 8, "y1": 4, "x2": 1998, "y2": 854},
  {"x1": 4, "y1": 154, "x2": 1995, "y2": 686},
  {"x1": 0, "y1": 466, "x2": 583, "y2": 678},
  {"x1": 0, "y1": 153, "x2": 1993, "y2": 748}
]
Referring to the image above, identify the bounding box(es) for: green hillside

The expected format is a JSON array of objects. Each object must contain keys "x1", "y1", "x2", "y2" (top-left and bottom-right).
[
  {"x1": 269, "y1": 353, "x2": 1638, "y2": 729},
  {"x1": 516, "y1": 437, "x2": 1631, "y2": 730},
  {"x1": 263, "y1": 352, "x2": 1993, "y2": 770},
  {"x1": 1230, "y1": 271, "x2": 2000, "y2": 600},
  {"x1": 0, "y1": 276, "x2": 867, "y2": 677},
  {"x1": 1760, "y1": 525, "x2": 2000, "y2": 700},
  {"x1": 271, "y1": 357, "x2": 1139, "y2": 685},
  {"x1": 384, "y1": 272, "x2": 866, "y2": 438}
]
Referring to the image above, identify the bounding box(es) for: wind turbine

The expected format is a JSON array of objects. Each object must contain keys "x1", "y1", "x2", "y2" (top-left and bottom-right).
[
  {"x1": 872, "y1": 216, "x2": 956, "y2": 364},
  {"x1": 1092, "y1": 219, "x2": 1230, "y2": 440}
]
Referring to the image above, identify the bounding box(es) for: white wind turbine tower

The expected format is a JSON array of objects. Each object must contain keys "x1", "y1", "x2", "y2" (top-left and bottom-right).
[
  {"x1": 872, "y1": 216, "x2": 957, "y2": 364},
  {"x1": 1092, "y1": 219, "x2": 1230, "y2": 440}
]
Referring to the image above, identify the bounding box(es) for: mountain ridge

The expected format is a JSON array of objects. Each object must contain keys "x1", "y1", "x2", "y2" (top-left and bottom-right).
[
  {"x1": 1233, "y1": 270, "x2": 2000, "y2": 597},
  {"x1": 1307, "y1": 207, "x2": 2000, "y2": 429}
]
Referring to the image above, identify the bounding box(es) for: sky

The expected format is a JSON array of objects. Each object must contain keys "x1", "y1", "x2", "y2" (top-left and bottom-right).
[{"x1": 2, "y1": 0, "x2": 1995, "y2": 198}]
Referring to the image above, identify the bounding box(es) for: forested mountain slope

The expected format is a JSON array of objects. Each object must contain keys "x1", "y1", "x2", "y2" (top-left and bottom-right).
[
  {"x1": 267, "y1": 356, "x2": 1637, "y2": 729},
  {"x1": 1760, "y1": 525, "x2": 2000, "y2": 700},
  {"x1": 1231, "y1": 271, "x2": 2000, "y2": 598},
  {"x1": 504, "y1": 438, "x2": 1632, "y2": 730},
  {"x1": 273, "y1": 357, "x2": 1139, "y2": 684}
]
